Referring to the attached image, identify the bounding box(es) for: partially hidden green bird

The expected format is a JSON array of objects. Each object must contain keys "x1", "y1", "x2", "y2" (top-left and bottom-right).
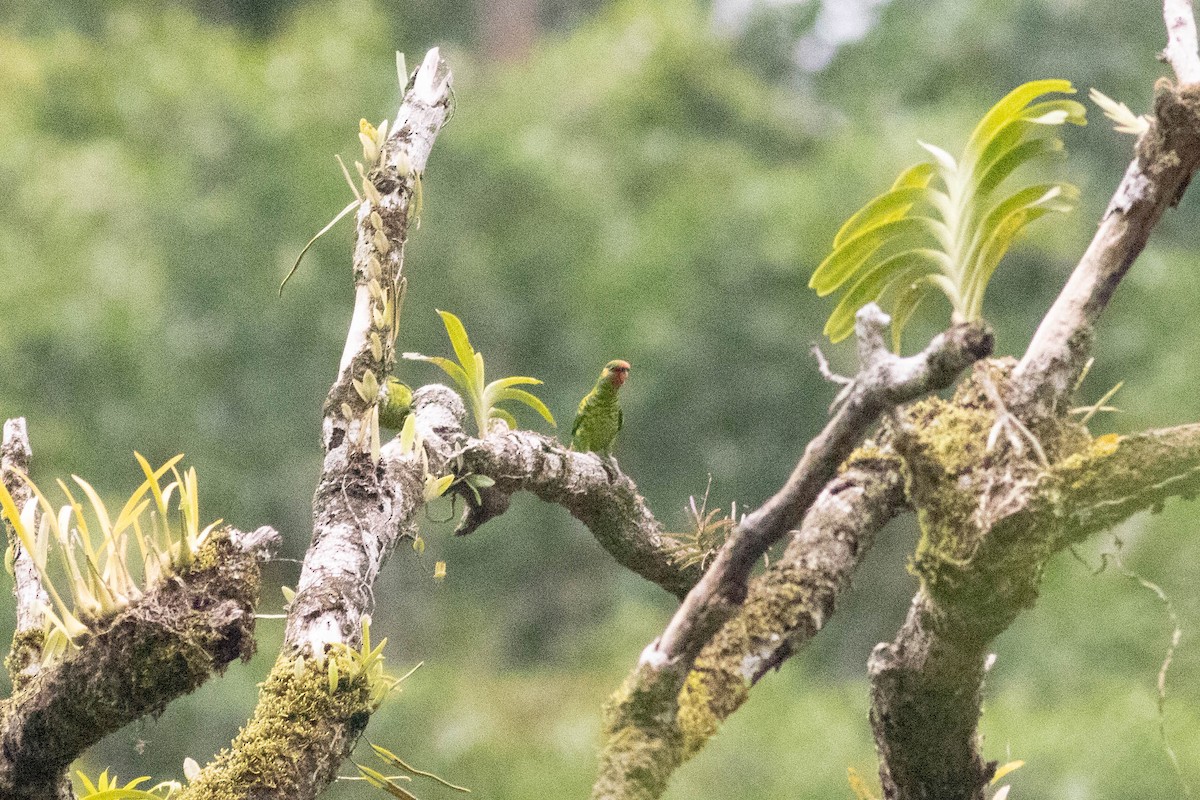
[
  {"x1": 571, "y1": 360, "x2": 630, "y2": 454},
  {"x1": 378, "y1": 376, "x2": 414, "y2": 430}
]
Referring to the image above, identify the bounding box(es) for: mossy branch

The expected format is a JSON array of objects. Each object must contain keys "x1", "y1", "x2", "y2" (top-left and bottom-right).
[
  {"x1": 677, "y1": 451, "x2": 907, "y2": 761},
  {"x1": 593, "y1": 306, "x2": 992, "y2": 800},
  {"x1": 0, "y1": 526, "x2": 279, "y2": 800},
  {"x1": 178, "y1": 51, "x2": 455, "y2": 800},
  {"x1": 871, "y1": 7, "x2": 1200, "y2": 796}
]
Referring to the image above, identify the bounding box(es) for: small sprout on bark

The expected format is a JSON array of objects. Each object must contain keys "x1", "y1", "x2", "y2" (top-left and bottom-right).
[
  {"x1": 359, "y1": 118, "x2": 389, "y2": 166},
  {"x1": 328, "y1": 657, "x2": 340, "y2": 693},
  {"x1": 354, "y1": 370, "x2": 380, "y2": 404},
  {"x1": 281, "y1": 585, "x2": 296, "y2": 604},
  {"x1": 1089, "y1": 88, "x2": 1151, "y2": 136},
  {"x1": 664, "y1": 480, "x2": 737, "y2": 570},
  {"x1": 423, "y1": 473, "x2": 454, "y2": 501},
  {"x1": 373, "y1": 229, "x2": 391, "y2": 255},
  {"x1": 457, "y1": 473, "x2": 496, "y2": 505},
  {"x1": 434, "y1": 561, "x2": 446, "y2": 580}
]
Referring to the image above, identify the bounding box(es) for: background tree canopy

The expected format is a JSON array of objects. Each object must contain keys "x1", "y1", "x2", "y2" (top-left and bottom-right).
[{"x1": 1, "y1": 0, "x2": 1198, "y2": 797}]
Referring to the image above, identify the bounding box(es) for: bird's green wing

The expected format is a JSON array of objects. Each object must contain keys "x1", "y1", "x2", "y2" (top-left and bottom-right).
[
  {"x1": 571, "y1": 393, "x2": 590, "y2": 437},
  {"x1": 617, "y1": 409, "x2": 623, "y2": 433}
]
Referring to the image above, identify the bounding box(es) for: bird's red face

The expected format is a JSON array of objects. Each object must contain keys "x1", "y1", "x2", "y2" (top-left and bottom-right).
[{"x1": 604, "y1": 360, "x2": 631, "y2": 388}]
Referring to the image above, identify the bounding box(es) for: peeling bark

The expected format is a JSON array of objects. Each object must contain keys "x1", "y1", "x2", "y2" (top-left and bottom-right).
[{"x1": 177, "y1": 50, "x2": 455, "y2": 800}]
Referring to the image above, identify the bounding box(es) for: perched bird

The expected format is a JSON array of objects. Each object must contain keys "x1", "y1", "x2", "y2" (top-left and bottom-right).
[
  {"x1": 378, "y1": 376, "x2": 414, "y2": 430},
  {"x1": 572, "y1": 360, "x2": 630, "y2": 454}
]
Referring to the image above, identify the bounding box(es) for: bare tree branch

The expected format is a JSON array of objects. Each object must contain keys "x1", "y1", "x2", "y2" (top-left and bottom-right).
[
  {"x1": 1164, "y1": 0, "x2": 1200, "y2": 83},
  {"x1": 593, "y1": 306, "x2": 993, "y2": 800},
  {"x1": 1012, "y1": 16, "x2": 1200, "y2": 415},
  {"x1": 1, "y1": 418, "x2": 49, "y2": 686},
  {"x1": 455, "y1": 431, "x2": 702, "y2": 598}
]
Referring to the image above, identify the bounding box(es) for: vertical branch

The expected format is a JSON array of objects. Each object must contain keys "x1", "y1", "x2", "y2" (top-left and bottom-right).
[
  {"x1": 1, "y1": 418, "x2": 49, "y2": 685},
  {"x1": 177, "y1": 51, "x2": 454, "y2": 800},
  {"x1": 1165, "y1": 0, "x2": 1200, "y2": 83},
  {"x1": 288, "y1": 48, "x2": 453, "y2": 657}
]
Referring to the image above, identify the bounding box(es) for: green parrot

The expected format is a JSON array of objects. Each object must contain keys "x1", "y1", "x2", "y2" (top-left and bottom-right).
[
  {"x1": 378, "y1": 376, "x2": 414, "y2": 430},
  {"x1": 571, "y1": 360, "x2": 630, "y2": 454}
]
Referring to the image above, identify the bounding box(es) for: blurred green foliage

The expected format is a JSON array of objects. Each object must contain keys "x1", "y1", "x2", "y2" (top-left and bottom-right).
[{"x1": 1, "y1": 0, "x2": 1199, "y2": 798}]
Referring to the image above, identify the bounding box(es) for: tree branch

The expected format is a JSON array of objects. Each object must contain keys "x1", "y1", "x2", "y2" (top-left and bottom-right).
[
  {"x1": 177, "y1": 50, "x2": 453, "y2": 800},
  {"x1": 0, "y1": 526, "x2": 278, "y2": 800},
  {"x1": 592, "y1": 306, "x2": 993, "y2": 800},
  {"x1": 872, "y1": 8, "x2": 1200, "y2": 796},
  {"x1": 868, "y1": 406, "x2": 1200, "y2": 799},
  {"x1": 1038, "y1": 422, "x2": 1200, "y2": 542},
  {"x1": 652, "y1": 307, "x2": 991, "y2": 673},
  {"x1": 675, "y1": 451, "x2": 906, "y2": 761},
  {"x1": 1, "y1": 418, "x2": 49, "y2": 686},
  {"x1": 455, "y1": 430, "x2": 702, "y2": 598},
  {"x1": 1012, "y1": 4, "x2": 1200, "y2": 415},
  {"x1": 1164, "y1": 0, "x2": 1200, "y2": 83}
]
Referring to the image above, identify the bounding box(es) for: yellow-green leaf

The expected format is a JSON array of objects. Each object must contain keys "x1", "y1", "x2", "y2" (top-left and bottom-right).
[{"x1": 991, "y1": 759, "x2": 1025, "y2": 785}]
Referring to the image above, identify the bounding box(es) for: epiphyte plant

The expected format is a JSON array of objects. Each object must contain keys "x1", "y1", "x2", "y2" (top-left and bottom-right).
[
  {"x1": 0, "y1": 454, "x2": 220, "y2": 658},
  {"x1": 404, "y1": 310, "x2": 556, "y2": 436},
  {"x1": 810, "y1": 79, "x2": 1086, "y2": 348}
]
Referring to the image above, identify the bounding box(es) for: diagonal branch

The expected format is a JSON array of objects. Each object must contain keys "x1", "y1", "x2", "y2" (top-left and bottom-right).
[
  {"x1": 1012, "y1": 3, "x2": 1200, "y2": 416},
  {"x1": 651, "y1": 306, "x2": 991, "y2": 674},
  {"x1": 675, "y1": 450, "x2": 906, "y2": 762},
  {"x1": 592, "y1": 306, "x2": 993, "y2": 800}
]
